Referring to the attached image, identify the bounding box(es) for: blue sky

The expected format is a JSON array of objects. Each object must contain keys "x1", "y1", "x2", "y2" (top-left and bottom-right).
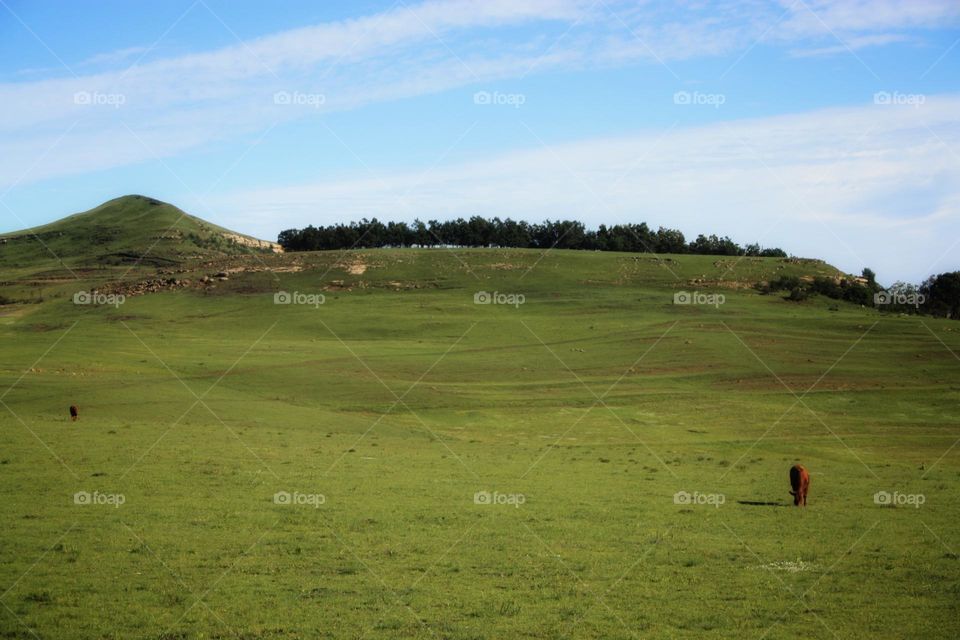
[{"x1": 1, "y1": 0, "x2": 958, "y2": 284}]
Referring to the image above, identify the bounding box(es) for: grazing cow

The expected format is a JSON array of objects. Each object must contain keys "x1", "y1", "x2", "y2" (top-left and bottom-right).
[
  {"x1": 69, "y1": 405, "x2": 79, "y2": 422},
  {"x1": 789, "y1": 464, "x2": 810, "y2": 506}
]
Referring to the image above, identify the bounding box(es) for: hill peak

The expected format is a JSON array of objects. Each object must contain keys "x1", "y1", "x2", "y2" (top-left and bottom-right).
[
  {"x1": 104, "y1": 194, "x2": 168, "y2": 207},
  {"x1": 0, "y1": 196, "x2": 281, "y2": 272}
]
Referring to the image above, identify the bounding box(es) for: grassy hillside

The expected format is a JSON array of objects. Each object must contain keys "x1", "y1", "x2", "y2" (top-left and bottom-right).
[
  {"x1": 0, "y1": 195, "x2": 278, "y2": 277},
  {"x1": 0, "y1": 206, "x2": 958, "y2": 638}
]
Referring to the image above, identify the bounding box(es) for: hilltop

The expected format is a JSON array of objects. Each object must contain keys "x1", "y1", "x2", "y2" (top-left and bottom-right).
[
  {"x1": 0, "y1": 196, "x2": 861, "y2": 313},
  {"x1": 0, "y1": 195, "x2": 280, "y2": 272}
]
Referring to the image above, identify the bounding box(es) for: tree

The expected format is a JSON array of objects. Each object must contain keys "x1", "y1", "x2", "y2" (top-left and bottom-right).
[
  {"x1": 759, "y1": 248, "x2": 787, "y2": 257},
  {"x1": 921, "y1": 272, "x2": 960, "y2": 319},
  {"x1": 654, "y1": 227, "x2": 686, "y2": 254}
]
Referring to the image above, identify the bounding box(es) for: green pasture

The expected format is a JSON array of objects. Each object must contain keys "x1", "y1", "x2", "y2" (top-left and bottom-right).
[{"x1": 1, "y1": 246, "x2": 958, "y2": 638}]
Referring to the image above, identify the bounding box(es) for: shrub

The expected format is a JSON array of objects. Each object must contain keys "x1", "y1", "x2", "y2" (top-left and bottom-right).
[{"x1": 769, "y1": 275, "x2": 801, "y2": 291}]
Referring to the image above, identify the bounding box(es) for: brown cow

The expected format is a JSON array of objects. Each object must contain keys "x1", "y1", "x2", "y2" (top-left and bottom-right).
[
  {"x1": 789, "y1": 464, "x2": 810, "y2": 506},
  {"x1": 69, "y1": 405, "x2": 79, "y2": 422}
]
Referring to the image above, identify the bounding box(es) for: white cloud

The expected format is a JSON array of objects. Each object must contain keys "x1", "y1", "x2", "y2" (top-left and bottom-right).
[
  {"x1": 1, "y1": 0, "x2": 958, "y2": 190},
  {"x1": 776, "y1": 0, "x2": 960, "y2": 38},
  {"x1": 212, "y1": 96, "x2": 960, "y2": 284},
  {"x1": 0, "y1": 0, "x2": 600, "y2": 187},
  {"x1": 78, "y1": 46, "x2": 150, "y2": 68},
  {"x1": 0, "y1": 0, "x2": 594, "y2": 131},
  {"x1": 789, "y1": 33, "x2": 911, "y2": 57}
]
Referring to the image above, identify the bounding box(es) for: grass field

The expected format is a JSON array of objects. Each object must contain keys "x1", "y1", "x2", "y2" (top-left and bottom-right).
[{"x1": 1, "y1": 223, "x2": 959, "y2": 638}]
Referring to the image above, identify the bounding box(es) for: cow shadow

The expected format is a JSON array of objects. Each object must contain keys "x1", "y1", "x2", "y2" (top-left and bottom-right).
[{"x1": 737, "y1": 500, "x2": 789, "y2": 507}]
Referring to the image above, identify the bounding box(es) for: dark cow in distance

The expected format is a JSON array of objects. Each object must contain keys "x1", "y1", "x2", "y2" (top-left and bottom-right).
[
  {"x1": 69, "y1": 405, "x2": 79, "y2": 422},
  {"x1": 789, "y1": 464, "x2": 810, "y2": 506}
]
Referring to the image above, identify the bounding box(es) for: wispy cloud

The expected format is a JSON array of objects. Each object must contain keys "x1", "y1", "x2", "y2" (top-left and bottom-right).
[
  {"x1": 1, "y1": 0, "x2": 957, "y2": 190},
  {"x1": 78, "y1": 46, "x2": 151, "y2": 68},
  {"x1": 790, "y1": 33, "x2": 911, "y2": 57},
  {"x1": 776, "y1": 0, "x2": 960, "y2": 38}
]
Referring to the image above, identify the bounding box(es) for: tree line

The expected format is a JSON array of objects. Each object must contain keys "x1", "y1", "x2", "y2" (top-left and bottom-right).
[{"x1": 277, "y1": 217, "x2": 788, "y2": 257}]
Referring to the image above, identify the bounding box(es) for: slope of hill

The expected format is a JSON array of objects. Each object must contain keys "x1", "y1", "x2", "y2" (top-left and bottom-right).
[
  {"x1": 0, "y1": 195, "x2": 858, "y2": 316},
  {"x1": 1, "y1": 198, "x2": 958, "y2": 638},
  {"x1": 0, "y1": 195, "x2": 280, "y2": 272}
]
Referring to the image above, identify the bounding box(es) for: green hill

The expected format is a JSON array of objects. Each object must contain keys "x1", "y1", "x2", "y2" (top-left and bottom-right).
[
  {"x1": 0, "y1": 195, "x2": 859, "y2": 318},
  {"x1": 0, "y1": 194, "x2": 280, "y2": 272},
  {"x1": 2, "y1": 198, "x2": 957, "y2": 638}
]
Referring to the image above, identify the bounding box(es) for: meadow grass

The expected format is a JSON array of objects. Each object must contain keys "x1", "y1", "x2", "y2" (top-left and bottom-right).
[{"x1": 1, "y1": 249, "x2": 958, "y2": 638}]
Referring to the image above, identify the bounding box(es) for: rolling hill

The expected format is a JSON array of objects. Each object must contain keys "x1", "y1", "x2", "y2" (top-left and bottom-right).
[
  {"x1": 0, "y1": 194, "x2": 280, "y2": 271},
  {"x1": 0, "y1": 198, "x2": 958, "y2": 638},
  {"x1": 0, "y1": 195, "x2": 850, "y2": 309}
]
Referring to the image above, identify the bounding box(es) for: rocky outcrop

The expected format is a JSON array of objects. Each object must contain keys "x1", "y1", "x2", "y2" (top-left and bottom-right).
[{"x1": 222, "y1": 233, "x2": 283, "y2": 254}]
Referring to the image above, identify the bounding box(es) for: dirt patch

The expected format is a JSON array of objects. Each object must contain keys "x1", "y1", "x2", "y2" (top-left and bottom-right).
[
  {"x1": 346, "y1": 262, "x2": 367, "y2": 275},
  {"x1": 324, "y1": 280, "x2": 352, "y2": 291}
]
